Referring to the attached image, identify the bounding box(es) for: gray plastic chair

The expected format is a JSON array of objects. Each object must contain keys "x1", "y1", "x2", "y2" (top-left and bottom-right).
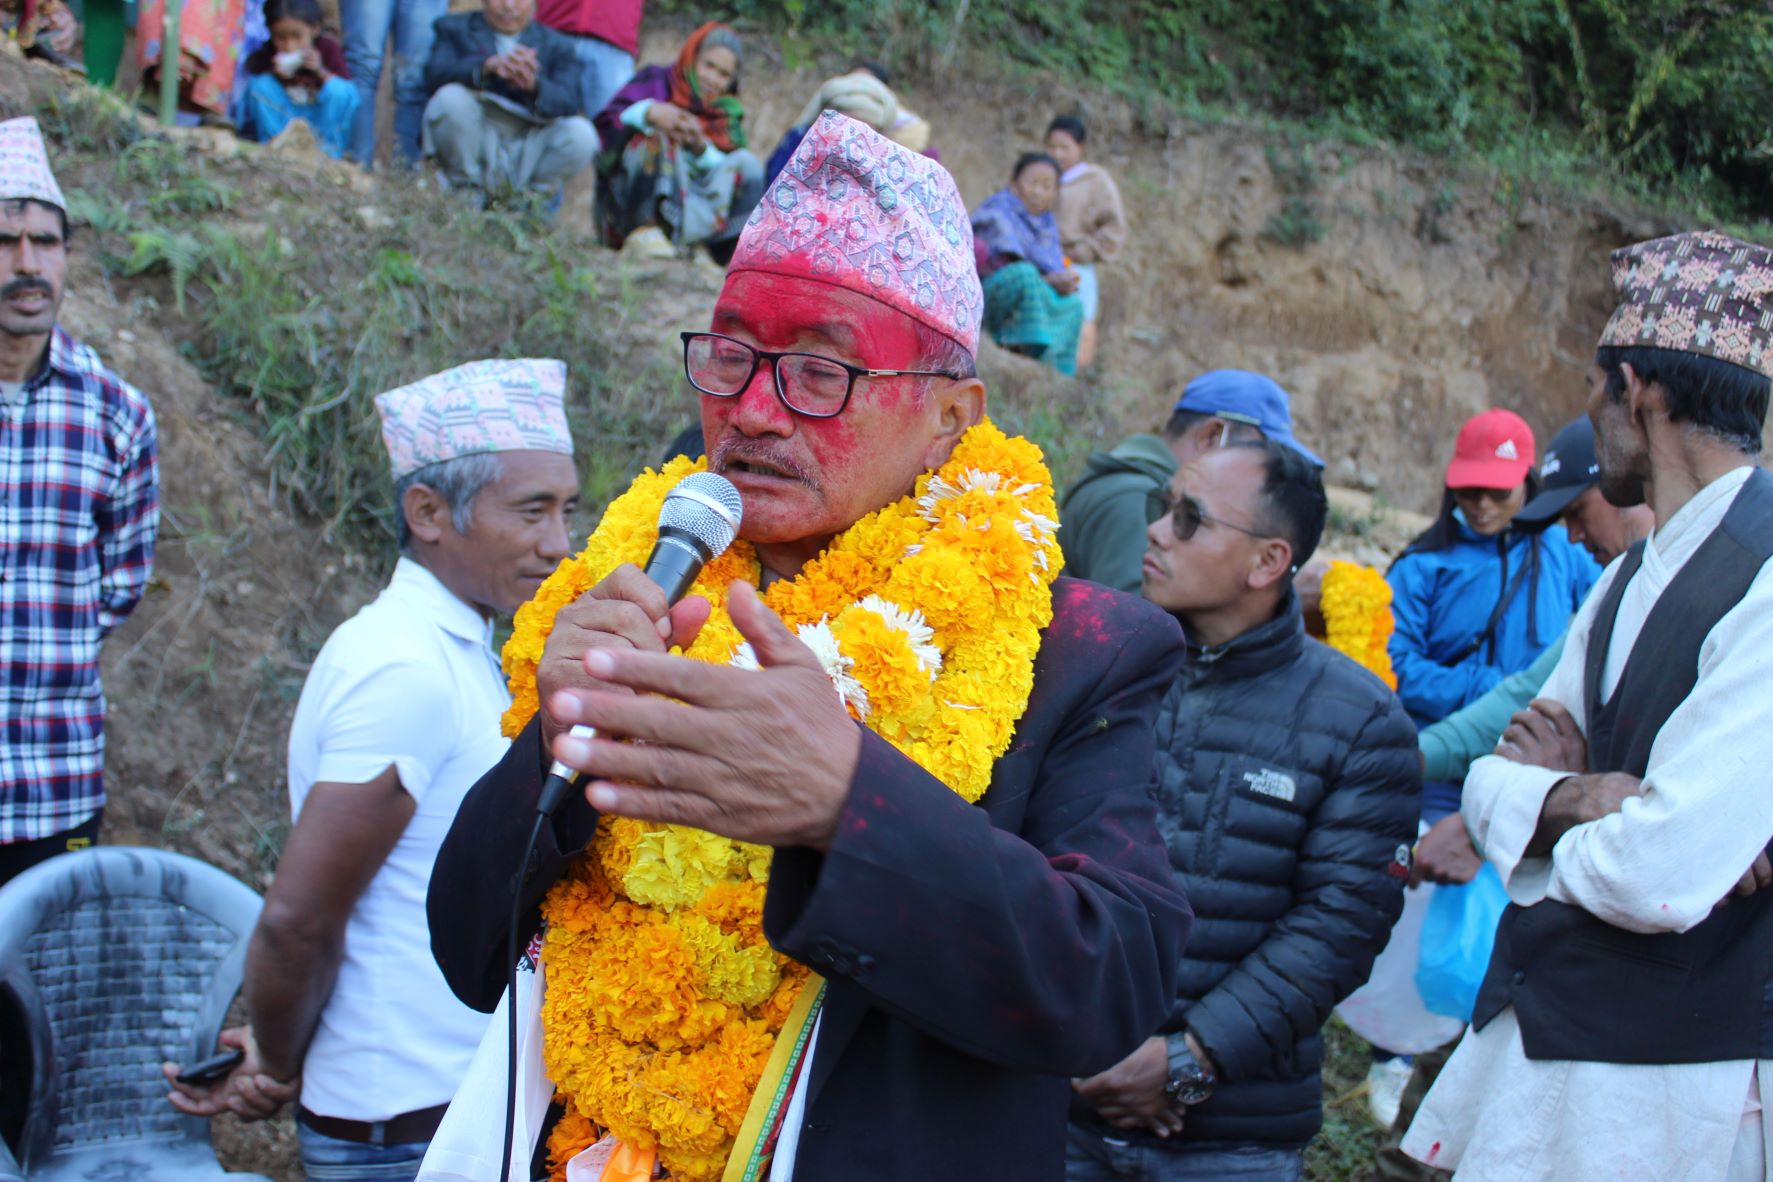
[{"x1": 0, "y1": 846, "x2": 272, "y2": 1182}]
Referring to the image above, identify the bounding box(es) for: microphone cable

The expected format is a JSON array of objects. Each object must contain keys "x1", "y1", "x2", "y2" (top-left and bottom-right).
[{"x1": 499, "y1": 752, "x2": 583, "y2": 1182}]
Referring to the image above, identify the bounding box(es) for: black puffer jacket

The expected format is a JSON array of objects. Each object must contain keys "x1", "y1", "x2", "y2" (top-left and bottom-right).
[{"x1": 1071, "y1": 592, "x2": 1420, "y2": 1149}]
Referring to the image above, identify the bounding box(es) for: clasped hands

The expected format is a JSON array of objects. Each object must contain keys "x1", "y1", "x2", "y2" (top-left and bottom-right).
[
  {"x1": 1071, "y1": 1033, "x2": 1213, "y2": 1139},
  {"x1": 539, "y1": 566, "x2": 861, "y2": 851},
  {"x1": 645, "y1": 103, "x2": 709, "y2": 154},
  {"x1": 484, "y1": 45, "x2": 539, "y2": 94}
]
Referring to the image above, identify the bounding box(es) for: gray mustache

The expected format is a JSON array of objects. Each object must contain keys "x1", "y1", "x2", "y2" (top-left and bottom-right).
[{"x1": 710, "y1": 438, "x2": 820, "y2": 490}]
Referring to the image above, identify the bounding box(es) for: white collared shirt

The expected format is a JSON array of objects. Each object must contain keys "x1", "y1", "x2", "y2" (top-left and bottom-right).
[
  {"x1": 287, "y1": 557, "x2": 510, "y2": 1120},
  {"x1": 1405, "y1": 465, "x2": 1773, "y2": 1180}
]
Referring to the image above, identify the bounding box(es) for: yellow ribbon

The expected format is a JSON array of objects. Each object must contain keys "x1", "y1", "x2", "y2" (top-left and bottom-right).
[{"x1": 721, "y1": 977, "x2": 828, "y2": 1182}]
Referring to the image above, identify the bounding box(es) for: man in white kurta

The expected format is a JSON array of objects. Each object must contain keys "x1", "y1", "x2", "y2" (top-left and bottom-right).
[{"x1": 1403, "y1": 230, "x2": 1773, "y2": 1181}]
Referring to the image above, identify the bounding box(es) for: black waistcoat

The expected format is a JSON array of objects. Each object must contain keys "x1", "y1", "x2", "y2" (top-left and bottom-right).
[{"x1": 1472, "y1": 467, "x2": 1773, "y2": 1063}]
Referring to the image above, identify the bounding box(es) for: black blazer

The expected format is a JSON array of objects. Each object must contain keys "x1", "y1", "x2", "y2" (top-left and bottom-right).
[
  {"x1": 428, "y1": 577, "x2": 1192, "y2": 1180},
  {"x1": 423, "y1": 12, "x2": 581, "y2": 121}
]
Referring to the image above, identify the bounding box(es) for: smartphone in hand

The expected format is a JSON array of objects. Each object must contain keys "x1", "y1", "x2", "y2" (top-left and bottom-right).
[{"x1": 174, "y1": 1047, "x2": 245, "y2": 1086}]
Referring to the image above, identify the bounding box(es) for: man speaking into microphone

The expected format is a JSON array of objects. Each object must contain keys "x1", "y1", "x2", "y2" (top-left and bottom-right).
[{"x1": 427, "y1": 112, "x2": 1191, "y2": 1182}]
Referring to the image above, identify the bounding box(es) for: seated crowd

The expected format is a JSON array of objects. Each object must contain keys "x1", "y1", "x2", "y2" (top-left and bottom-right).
[{"x1": 23, "y1": 0, "x2": 1135, "y2": 362}]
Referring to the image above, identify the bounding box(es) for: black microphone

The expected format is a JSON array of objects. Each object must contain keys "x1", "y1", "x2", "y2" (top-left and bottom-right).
[{"x1": 533, "y1": 471, "x2": 743, "y2": 818}]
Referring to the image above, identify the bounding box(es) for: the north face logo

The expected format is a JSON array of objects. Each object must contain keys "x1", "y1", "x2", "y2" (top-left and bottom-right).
[
  {"x1": 1541, "y1": 451, "x2": 1560, "y2": 477},
  {"x1": 1243, "y1": 769, "x2": 1297, "y2": 802},
  {"x1": 1496, "y1": 439, "x2": 1520, "y2": 461}
]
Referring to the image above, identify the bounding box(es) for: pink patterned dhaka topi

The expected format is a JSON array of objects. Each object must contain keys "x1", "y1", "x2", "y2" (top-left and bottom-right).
[
  {"x1": 374, "y1": 358, "x2": 573, "y2": 478},
  {"x1": 0, "y1": 117, "x2": 67, "y2": 214},
  {"x1": 1599, "y1": 230, "x2": 1773, "y2": 380},
  {"x1": 728, "y1": 110, "x2": 983, "y2": 355}
]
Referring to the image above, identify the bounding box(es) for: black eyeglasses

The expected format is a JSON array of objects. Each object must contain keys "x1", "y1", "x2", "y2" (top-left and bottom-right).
[
  {"x1": 680, "y1": 332, "x2": 961, "y2": 419},
  {"x1": 1154, "y1": 490, "x2": 1269, "y2": 543}
]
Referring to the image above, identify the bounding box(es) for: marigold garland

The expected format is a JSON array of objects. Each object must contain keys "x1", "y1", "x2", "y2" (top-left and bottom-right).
[
  {"x1": 498, "y1": 419, "x2": 1061, "y2": 1181},
  {"x1": 1320, "y1": 560, "x2": 1398, "y2": 689}
]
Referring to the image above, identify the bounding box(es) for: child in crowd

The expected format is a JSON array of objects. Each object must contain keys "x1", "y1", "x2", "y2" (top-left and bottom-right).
[
  {"x1": 242, "y1": 0, "x2": 357, "y2": 158},
  {"x1": 1, "y1": 0, "x2": 81, "y2": 69},
  {"x1": 1045, "y1": 115, "x2": 1127, "y2": 370}
]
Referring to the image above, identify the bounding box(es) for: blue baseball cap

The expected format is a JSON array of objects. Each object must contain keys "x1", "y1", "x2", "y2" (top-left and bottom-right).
[{"x1": 1174, "y1": 369, "x2": 1322, "y2": 466}]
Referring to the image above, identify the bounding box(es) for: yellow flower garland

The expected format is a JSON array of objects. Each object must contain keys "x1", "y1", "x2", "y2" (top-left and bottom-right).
[
  {"x1": 1320, "y1": 560, "x2": 1398, "y2": 689},
  {"x1": 498, "y1": 420, "x2": 1062, "y2": 1181}
]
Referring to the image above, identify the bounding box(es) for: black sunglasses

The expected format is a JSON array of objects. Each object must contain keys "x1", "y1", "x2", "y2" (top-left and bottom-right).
[{"x1": 1153, "y1": 490, "x2": 1269, "y2": 543}]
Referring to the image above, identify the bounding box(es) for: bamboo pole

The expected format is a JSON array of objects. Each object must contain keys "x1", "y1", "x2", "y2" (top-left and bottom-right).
[{"x1": 158, "y1": 0, "x2": 182, "y2": 126}]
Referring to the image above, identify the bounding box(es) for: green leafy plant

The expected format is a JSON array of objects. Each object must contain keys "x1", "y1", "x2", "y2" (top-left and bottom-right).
[{"x1": 655, "y1": 0, "x2": 1773, "y2": 222}]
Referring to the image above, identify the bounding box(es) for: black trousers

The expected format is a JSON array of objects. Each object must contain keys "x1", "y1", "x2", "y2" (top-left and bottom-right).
[{"x1": 0, "y1": 809, "x2": 103, "y2": 891}]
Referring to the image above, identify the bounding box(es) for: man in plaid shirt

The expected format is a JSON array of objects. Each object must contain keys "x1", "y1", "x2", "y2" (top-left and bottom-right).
[{"x1": 0, "y1": 118, "x2": 158, "y2": 887}]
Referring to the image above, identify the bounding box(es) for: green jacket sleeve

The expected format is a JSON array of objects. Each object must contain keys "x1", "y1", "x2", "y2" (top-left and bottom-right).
[
  {"x1": 1419, "y1": 628, "x2": 1567, "y2": 783},
  {"x1": 1058, "y1": 474, "x2": 1159, "y2": 595}
]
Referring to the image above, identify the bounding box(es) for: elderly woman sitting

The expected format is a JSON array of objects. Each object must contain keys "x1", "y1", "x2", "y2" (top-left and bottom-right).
[
  {"x1": 592, "y1": 20, "x2": 762, "y2": 261},
  {"x1": 970, "y1": 152, "x2": 1084, "y2": 376},
  {"x1": 763, "y1": 71, "x2": 897, "y2": 188}
]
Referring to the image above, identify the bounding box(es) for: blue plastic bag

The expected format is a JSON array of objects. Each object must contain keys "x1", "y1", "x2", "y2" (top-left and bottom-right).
[{"x1": 1414, "y1": 861, "x2": 1511, "y2": 1021}]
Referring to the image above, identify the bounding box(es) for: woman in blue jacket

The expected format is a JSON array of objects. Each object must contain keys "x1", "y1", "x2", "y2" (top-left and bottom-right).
[{"x1": 1387, "y1": 409, "x2": 1599, "y2": 819}]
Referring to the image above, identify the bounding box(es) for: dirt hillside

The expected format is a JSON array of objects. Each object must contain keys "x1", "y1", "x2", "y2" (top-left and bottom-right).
[{"x1": 577, "y1": 26, "x2": 1673, "y2": 512}]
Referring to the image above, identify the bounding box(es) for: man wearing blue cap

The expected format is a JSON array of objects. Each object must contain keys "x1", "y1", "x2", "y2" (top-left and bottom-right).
[{"x1": 1058, "y1": 370, "x2": 1321, "y2": 593}]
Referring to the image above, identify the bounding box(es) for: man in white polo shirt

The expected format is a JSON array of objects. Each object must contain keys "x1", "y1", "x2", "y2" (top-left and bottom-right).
[{"x1": 164, "y1": 359, "x2": 579, "y2": 1182}]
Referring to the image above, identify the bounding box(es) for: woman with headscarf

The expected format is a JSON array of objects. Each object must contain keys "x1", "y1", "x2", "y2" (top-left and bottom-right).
[
  {"x1": 970, "y1": 152, "x2": 1084, "y2": 376},
  {"x1": 592, "y1": 21, "x2": 762, "y2": 261},
  {"x1": 763, "y1": 70, "x2": 897, "y2": 188}
]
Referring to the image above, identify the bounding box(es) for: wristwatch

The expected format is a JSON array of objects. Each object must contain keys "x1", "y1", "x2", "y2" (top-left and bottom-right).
[{"x1": 1164, "y1": 1032, "x2": 1217, "y2": 1106}]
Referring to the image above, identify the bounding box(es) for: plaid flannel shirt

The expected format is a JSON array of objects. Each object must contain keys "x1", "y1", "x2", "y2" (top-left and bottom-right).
[{"x1": 0, "y1": 327, "x2": 159, "y2": 844}]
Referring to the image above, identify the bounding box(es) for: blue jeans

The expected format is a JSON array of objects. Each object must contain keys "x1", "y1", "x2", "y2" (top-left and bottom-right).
[
  {"x1": 297, "y1": 1120, "x2": 429, "y2": 1181},
  {"x1": 244, "y1": 74, "x2": 360, "y2": 158},
  {"x1": 560, "y1": 31, "x2": 634, "y2": 119},
  {"x1": 1065, "y1": 1125, "x2": 1304, "y2": 1182},
  {"x1": 341, "y1": 0, "x2": 446, "y2": 166}
]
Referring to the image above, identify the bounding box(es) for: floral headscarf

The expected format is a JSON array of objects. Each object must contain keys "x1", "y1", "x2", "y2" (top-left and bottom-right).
[{"x1": 667, "y1": 21, "x2": 747, "y2": 152}]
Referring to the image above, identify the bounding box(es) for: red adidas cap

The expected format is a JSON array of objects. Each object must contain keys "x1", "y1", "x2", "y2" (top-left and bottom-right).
[{"x1": 1446, "y1": 409, "x2": 1535, "y2": 490}]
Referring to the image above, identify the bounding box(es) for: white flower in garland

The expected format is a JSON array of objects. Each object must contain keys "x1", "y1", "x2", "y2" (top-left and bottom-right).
[
  {"x1": 855, "y1": 594, "x2": 943, "y2": 679},
  {"x1": 915, "y1": 467, "x2": 1060, "y2": 581},
  {"x1": 917, "y1": 467, "x2": 1042, "y2": 522},
  {"x1": 730, "y1": 620, "x2": 871, "y2": 717}
]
